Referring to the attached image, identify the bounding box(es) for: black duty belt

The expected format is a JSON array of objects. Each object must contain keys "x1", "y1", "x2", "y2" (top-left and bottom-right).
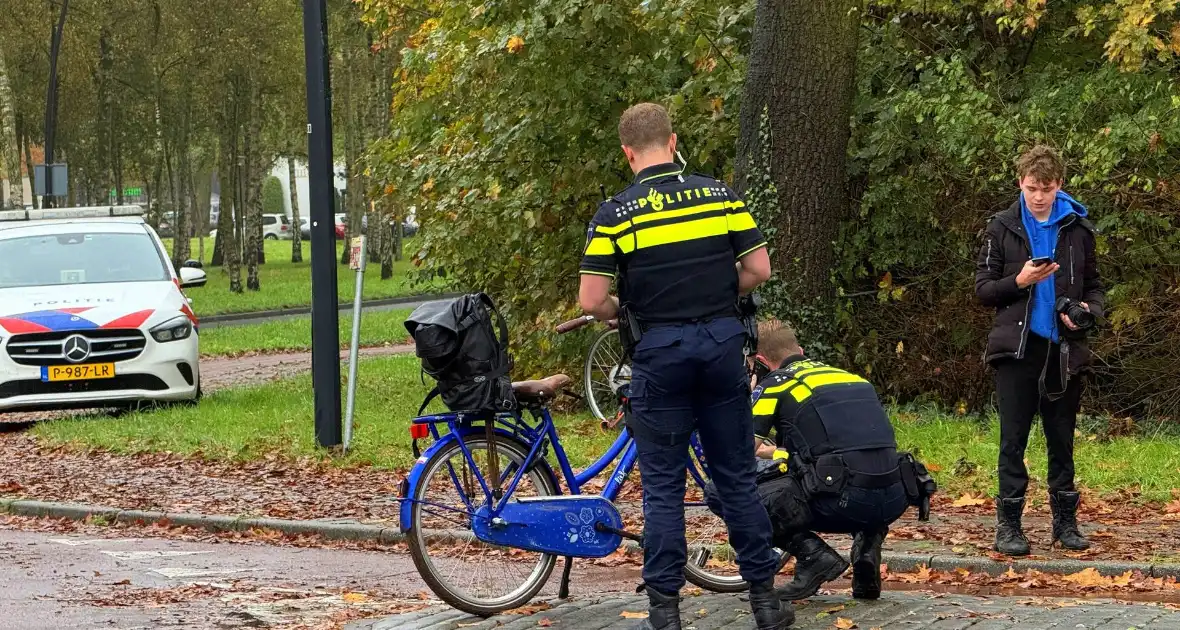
[{"x1": 847, "y1": 467, "x2": 902, "y2": 489}]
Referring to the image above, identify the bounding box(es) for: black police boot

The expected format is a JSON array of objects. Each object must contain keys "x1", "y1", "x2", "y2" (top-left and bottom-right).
[
  {"x1": 1050, "y1": 491, "x2": 1090, "y2": 551},
  {"x1": 776, "y1": 533, "x2": 849, "y2": 601},
  {"x1": 749, "y1": 579, "x2": 795, "y2": 629},
  {"x1": 994, "y1": 497, "x2": 1031, "y2": 557},
  {"x1": 850, "y1": 529, "x2": 885, "y2": 600},
  {"x1": 633, "y1": 586, "x2": 681, "y2": 630}
]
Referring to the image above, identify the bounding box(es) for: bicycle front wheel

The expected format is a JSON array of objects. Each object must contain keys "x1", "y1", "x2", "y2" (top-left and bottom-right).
[{"x1": 406, "y1": 436, "x2": 559, "y2": 616}]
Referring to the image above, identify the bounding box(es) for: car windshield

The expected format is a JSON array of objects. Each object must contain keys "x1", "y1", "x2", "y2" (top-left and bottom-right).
[{"x1": 0, "y1": 230, "x2": 170, "y2": 289}]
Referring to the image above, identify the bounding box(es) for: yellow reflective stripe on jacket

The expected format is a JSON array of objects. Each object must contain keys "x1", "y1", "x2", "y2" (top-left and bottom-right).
[
  {"x1": 802, "y1": 372, "x2": 867, "y2": 389},
  {"x1": 615, "y1": 215, "x2": 728, "y2": 254},
  {"x1": 752, "y1": 396, "x2": 778, "y2": 416},
  {"x1": 630, "y1": 202, "x2": 727, "y2": 226},
  {"x1": 726, "y1": 211, "x2": 756, "y2": 232},
  {"x1": 583, "y1": 237, "x2": 614, "y2": 256}
]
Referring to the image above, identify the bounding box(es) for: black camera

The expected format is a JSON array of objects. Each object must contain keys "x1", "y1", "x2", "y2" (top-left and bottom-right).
[{"x1": 1055, "y1": 297, "x2": 1095, "y2": 331}]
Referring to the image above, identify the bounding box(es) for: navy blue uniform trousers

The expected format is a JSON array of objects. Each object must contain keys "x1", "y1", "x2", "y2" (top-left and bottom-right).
[{"x1": 627, "y1": 317, "x2": 779, "y2": 594}]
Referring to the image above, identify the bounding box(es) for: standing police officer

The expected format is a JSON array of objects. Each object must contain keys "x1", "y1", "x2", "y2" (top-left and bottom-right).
[{"x1": 579, "y1": 102, "x2": 792, "y2": 630}]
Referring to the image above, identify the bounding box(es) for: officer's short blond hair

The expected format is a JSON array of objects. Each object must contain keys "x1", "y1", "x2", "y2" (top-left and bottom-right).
[
  {"x1": 759, "y1": 324, "x2": 802, "y2": 366},
  {"x1": 619, "y1": 103, "x2": 673, "y2": 151}
]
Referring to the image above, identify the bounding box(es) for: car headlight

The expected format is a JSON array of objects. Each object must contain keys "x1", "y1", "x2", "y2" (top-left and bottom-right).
[{"x1": 150, "y1": 316, "x2": 193, "y2": 343}]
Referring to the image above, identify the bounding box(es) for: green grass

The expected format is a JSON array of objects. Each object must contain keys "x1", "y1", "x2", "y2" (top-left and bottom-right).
[
  {"x1": 33, "y1": 354, "x2": 612, "y2": 471},
  {"x1": 32, "y1": 357, "x2": 1180, "y2": 501},
  {"x1": 891, "y1": 408, "x2": 1180, "y2": 503},
  {"x1": 163, "y1": 238, "x2": 442, "y2": 316},
  {"x1": 197, "y1": 309, "x2": 414, "y2": 357}
]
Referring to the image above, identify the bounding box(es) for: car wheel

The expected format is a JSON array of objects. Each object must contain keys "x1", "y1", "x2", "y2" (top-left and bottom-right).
[{"x1": 265, "y1": 234, "x2": 278, "y2": 240}]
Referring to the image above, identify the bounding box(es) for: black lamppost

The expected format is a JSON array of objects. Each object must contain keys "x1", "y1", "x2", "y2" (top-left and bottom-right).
[
  {"x1": 42, "y1": 0, "x2": 70, "y2": 209},
  {"x1": 301, "y1": 0, "x2": 343, "y2": 448}
]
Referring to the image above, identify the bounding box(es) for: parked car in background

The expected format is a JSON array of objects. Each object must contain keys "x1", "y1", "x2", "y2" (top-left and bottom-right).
[{"x1": 262, "y1": 214, "x2": 291, "y2": 240}]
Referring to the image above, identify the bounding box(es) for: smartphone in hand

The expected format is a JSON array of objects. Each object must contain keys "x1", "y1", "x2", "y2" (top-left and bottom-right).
[{"x1": 1030, "y1": 256, "x2": 1053, "y2": 267}]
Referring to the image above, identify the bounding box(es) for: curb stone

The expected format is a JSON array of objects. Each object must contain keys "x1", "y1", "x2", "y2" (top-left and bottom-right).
[{"x1": 2, "y1": 498, "x2": 1174, "y2": 579}]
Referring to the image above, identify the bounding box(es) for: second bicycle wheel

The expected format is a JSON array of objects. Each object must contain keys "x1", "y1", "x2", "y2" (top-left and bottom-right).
[
  {"x1": 682, "y1": 441, "x2": 789, "y2": 592},
  {"x1": 583, "y1": 328, "x2": 630, "y2": 422}
]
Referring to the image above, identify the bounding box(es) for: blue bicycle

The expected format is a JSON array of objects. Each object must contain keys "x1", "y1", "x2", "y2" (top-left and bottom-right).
[{"x1": 398, "y1": 317, "x2": 769, "y2": 616}]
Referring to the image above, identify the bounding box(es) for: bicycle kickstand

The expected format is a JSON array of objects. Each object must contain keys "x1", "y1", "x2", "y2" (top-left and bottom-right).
[{"x1": 558, "y1": 556, "x2": 573, "y2": 600}]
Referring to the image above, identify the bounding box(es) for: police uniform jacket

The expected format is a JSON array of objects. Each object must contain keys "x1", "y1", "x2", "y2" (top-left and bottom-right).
[
  {"x1": 579, "y1": 163, "x2": 766, "y2": 323},
  {"x1": 752, "y1": 355, "x2": 899, "y2": 478}
]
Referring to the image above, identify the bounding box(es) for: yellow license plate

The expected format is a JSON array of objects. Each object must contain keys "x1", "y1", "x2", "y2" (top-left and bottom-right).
[{"x1": 42, "y1": 363, "x2": 116, "y2": 382}]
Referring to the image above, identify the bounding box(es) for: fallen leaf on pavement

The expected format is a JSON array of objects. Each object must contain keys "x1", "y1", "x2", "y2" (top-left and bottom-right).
[
  {"x1": 620, "y1": 611, "x2": 649, "y2": 619},
  {"x1": 834, "y1": 618, "x2": 857, "y2": 629},
  {"x1": 508, "y1": 602, "x2": 552, "y2": 615},
  {"x1": 342, "y1": 592, "x2": 368, "y2": 603},
  {"x1": 538, "y1": 618, "x2": 553, "y2": 627},
  {"x1": 952, "y1": 494, "x2": 987, "y2": 507},
  {"x1": 696, "y1": 609, "x2": 708, "y2": 617},
  {"x1": 1063, "y1": 567, "x2": 1108, "y2": 588}
]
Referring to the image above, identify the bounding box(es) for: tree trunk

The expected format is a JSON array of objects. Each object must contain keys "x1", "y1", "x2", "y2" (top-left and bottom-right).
[
  {"x1": 243, "y1": 85, "x2": 263, "y2": 291},
  {"x1": 218, "y1": 117, "x2": 242, "y2": 292},
  {"x1": 288, "y1": 157, "x2": 303, "y2": 263},
  {"x1": 734, "y1": 0, "x2": 860, "y2": 311},
  {"x1": 20, "y1": 114, "x2": 37, "y2": 209},
  {"x1": 172, "y1": 94, "x2": 192, "y2": 267},
  {"x1": 98, "y1": 25, "x2": 114, "y2": 206},
  {"x1": 0, "y1": 52, "x2": 21, "y2": 208}
]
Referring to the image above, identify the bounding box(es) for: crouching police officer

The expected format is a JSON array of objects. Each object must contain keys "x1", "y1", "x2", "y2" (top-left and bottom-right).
[
  {"x1": 708, "y1": 326, "x2": 934, "y2": 602},
  {"x1": 579, "y1": 102, "x2": 792, "y2": 630}
]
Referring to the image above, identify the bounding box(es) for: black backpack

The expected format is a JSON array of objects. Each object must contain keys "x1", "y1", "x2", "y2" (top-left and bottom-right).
[{"x1": 404, "y1": 293, "x2": 516, "y2": 413}]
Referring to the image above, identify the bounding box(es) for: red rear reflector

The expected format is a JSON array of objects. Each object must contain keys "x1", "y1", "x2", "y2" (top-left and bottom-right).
[{"x1": 409, "y1": 424, "x2": 429, "y2": 439}]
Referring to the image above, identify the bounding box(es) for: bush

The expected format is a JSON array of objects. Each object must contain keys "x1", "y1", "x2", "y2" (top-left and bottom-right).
[{"x1": 262, "y1": 176, "x2": 285, "y2": 216}]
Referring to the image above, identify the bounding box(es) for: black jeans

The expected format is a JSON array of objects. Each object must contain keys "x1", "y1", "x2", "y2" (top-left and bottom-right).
[{"x1": 995, "y1": 334, "x2": 1084, "y2": 500}]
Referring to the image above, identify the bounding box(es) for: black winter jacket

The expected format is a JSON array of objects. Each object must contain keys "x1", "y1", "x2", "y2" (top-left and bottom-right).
[{"x1": 974, "y1": 200, "x2": 1106, "y2": 387}]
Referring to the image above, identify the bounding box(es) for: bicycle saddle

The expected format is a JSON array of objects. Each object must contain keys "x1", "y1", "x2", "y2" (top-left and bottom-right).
[{"x1": 512, "y1": 374, "x2": 572, "y2": 403}]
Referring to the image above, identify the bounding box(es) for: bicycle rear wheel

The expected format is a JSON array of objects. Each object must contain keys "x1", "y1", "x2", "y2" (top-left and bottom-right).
[{"x1": 406, "y1": 436, "x2": 559, "y2": 616}]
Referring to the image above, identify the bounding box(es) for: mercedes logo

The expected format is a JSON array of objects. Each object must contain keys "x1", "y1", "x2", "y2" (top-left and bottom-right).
[{"x1": 63, "y1": 335, "x2": 91, "y2": 364}]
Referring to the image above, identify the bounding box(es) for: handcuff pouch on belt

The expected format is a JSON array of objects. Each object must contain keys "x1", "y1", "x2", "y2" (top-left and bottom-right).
[
  {"x1": 801, "y1": 454, "x2": 849, "y2": 497},
  {"x1": 897, "y1": 451, "x2": 938, "y2": 521}
]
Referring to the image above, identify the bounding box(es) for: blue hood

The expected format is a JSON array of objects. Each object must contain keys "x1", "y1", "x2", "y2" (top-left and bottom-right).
[{"x1": 1020, "y1": 190, "x2": 1087, "y2": 343}]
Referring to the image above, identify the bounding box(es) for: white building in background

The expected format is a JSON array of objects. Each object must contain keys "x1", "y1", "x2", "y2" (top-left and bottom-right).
[{"x1": 271, "y1": 157, "x2": 348, "y2": 220}]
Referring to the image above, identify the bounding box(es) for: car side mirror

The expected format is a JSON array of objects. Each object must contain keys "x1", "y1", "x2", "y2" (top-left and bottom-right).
[
  {"x1": 182, "y1": 259, "x2": 203, "y2": 270},
  {"x1": 179, "y1": 266, "x2": 207, "y2": 288}
]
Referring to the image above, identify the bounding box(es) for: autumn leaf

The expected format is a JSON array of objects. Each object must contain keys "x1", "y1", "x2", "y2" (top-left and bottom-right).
[
  {"x1": 834, "y1": 618, "x2": 858, "y2": 629},
  {"x1": 620, "y1": 611, "x2": 649, "y2": 619},
  {"x1": 342, "y1": 592, "x2": 368, "y2": 603},
  {"x1": 537, "y1": 618, "x2": 553, "y2": 627},
  {"x1": 506, "y1": 36, "x2": 525, "y2": 54},
  {"x1": 1164, "y1": 499, "x2": 1180, "y2": 514},
  {"x1": 1063, "y1": 567, "x2": 1109, "y2": 588},
  {"x1": 952, "y1": 493, "x2": 987, "y2": 507}
]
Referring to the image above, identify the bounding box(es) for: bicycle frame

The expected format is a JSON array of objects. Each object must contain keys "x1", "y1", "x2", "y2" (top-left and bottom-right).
[{"x1": 397, "y1": 405, "x2": 646, "y2": 533}]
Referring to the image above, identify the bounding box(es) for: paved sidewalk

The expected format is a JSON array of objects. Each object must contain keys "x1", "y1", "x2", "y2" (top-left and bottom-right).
[{"x1": 347, "y1": 591, "x2": 1180, "y2": 630}]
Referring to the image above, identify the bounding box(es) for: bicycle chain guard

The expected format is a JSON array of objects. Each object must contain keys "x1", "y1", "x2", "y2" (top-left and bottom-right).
[{"x1": 471, "y1": 495, "x2": 624, "y2": 558}]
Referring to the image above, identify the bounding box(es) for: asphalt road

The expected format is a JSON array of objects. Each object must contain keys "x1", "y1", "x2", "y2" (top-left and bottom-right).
[{"x1": 0, "y1": 526, "x2": 640, "y2": 629}]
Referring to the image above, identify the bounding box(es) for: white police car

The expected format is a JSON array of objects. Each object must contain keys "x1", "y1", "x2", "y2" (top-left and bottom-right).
[{"x1": 0, "y1": 206, "x2": 205, "y2": 413}]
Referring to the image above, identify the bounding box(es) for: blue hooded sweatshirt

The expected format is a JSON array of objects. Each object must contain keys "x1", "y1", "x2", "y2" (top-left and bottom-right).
[{"x1": 1020, "y1": 190, "x2": 1088, "y2": 343}]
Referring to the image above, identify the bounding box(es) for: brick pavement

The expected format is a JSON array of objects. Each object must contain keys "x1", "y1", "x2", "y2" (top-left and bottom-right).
[{"x1": 345, "y1": 591, "x2": 1180, "y2": 630}]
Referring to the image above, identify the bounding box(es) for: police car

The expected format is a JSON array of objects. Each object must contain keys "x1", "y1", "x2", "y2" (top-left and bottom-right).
[{"x1": 0, "y1": 205, "x2": 205, "y2": 413}]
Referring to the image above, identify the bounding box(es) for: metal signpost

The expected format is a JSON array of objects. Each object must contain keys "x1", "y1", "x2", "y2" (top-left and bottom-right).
[{"x1": 343, "y1": 235, "x2": 366, "y2": 453}]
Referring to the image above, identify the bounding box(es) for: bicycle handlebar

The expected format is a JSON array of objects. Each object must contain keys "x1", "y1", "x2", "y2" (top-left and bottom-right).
[{"x1": 556, "y1": 315, "x2": 595, "y2": 334}]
